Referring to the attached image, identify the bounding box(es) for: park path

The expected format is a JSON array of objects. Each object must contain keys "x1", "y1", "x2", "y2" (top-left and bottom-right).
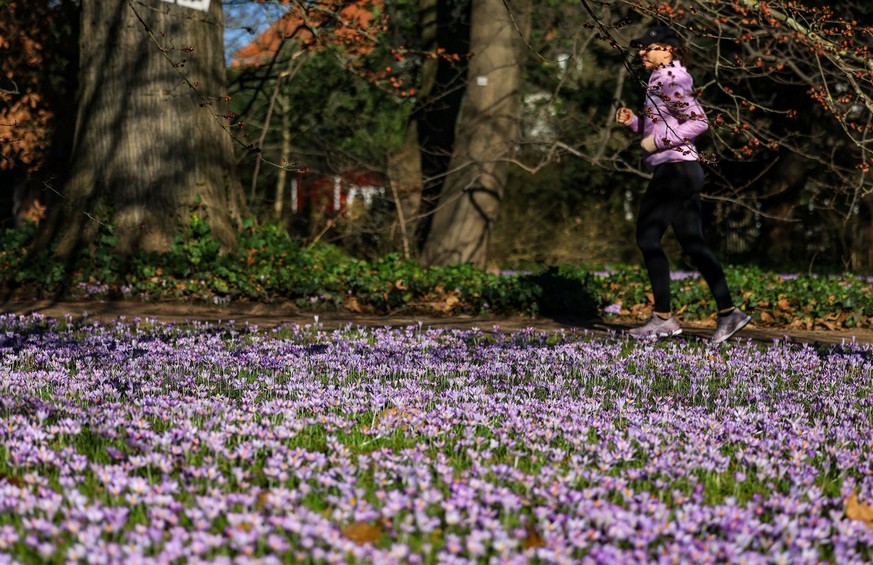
[{"x1": 2, "y1": 299, "x2": 871, "y2": 346}]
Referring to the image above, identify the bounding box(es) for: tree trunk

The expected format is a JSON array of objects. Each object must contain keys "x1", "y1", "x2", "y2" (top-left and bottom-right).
[
  {"x1": 421, "y1": 0, "x2": 530, "y2": 267},
  {"x1": 387, "y1": 0, "x2": 469, "y2": 254},
  {"x1": 274, "y1": 91, "x2": 292, "y2": 220},
  {"x1": 386, "y1": 122, "x2": 422, "y2": 258},
  {"x1": 49, "y1": 0, "x2": 241, "y2": 258}
]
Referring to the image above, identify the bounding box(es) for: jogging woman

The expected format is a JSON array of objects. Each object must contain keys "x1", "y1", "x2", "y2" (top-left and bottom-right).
[{"x1": 615, "y1": 25, "x2": 750, "y2": 343}]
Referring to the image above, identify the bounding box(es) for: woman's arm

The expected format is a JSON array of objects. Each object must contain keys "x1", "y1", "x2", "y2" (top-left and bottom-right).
[
  {"x1": 654, "y1": 108, "x2": 708, "y2": 150},
  {"x1": 616, "y1": 107, "x2": 640, "y2": 133}
]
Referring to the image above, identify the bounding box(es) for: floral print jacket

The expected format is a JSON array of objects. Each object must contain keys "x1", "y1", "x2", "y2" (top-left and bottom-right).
[{"x1": 624, "y1": 62, "x2": 709, "y2": 168}]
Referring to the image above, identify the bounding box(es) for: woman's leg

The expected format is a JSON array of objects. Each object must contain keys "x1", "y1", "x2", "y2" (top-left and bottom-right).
[
  {"x1": 636, "y1": 166, "x2": 676, "y2": 314},
  {"x1": 670, "y1": 163, "x2": 734, "y2": 311}
]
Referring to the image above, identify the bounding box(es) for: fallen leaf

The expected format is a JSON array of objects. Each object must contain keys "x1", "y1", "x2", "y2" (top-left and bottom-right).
[
  {"x1": 235, "y1": 521, "x2": 254, "y2": 532},
  {"x1": 0, "y1": 473, "x2": 23, "y2": 487},
  {"x1": 342, "y1": 522, "x2": 383, "y2": 545},
  {"x1": 345, "y1": 297, "x2": 364, "y2": 313},
  {"x1": 372, "y1": 406, "x2": 422, "y2": 432},
  {"x1": 629, "y1": 303, "x2": 648, "y2": 316},
  {"x1": 431, "y1": 292, "x2": 460, "y2": 313},
  {"x1": 845, "y1": 492, "x2": 873, "y2": 529},
  {"x1": 255, "y1": 492, "x2": 269, "y2": 511},
  {"x1": 522, "y1": 525, "x2": 546, "y2": 550}
]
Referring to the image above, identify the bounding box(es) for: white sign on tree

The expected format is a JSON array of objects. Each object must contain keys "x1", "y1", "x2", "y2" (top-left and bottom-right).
[{"x1": 160, "y1": 0, "x2": 211, "y2": 12}]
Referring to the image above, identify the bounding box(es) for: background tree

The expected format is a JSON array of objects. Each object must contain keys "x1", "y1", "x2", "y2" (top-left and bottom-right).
[
  {"x1": 421, "y1": 0, "x2": 531, "y2": 266},
  {"x1": 399, "y1": 0, "x2": 471, "y2": 256},
  {"x1": 39, "y1": 0, "x2": 244, "y2": 259}
]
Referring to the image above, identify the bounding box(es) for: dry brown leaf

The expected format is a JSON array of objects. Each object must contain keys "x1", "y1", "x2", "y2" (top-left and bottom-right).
[
  {"x1": 255, "y1": 492, "x2": 269, "y2": 511},
  {"x1": 778, "y1": 298, "x2": 791, "y2": 311},
  {"x1": 0, "y1": 473, "x2": 23, "y2": 487},
  {"x1": 344, "y1": 297, "x2": 364, "y2": 313},
  {"x1": 759, "y1": 311, "x2": 774, "y2": 324},
  {"x1": 435, "y1": 293, "x2": 460, "y2": 313},
  {"x1": 845, "y1": 492, "x2": 873, "y2": 529},
  {"x1": 630, "y1": 303, "x2": 648, "y2": 316},
  {"x1": 373, "y1": 406, "x2": 422, "y2": 432},
  {"x1": 236, "y1": 521, "x2": 254, "y2": 532},
  {"x1": 342, "y1": 522, "x2": 383, "y2": 545},
  {"x1": 522, "y1": 525, "x2": 546, "y2": 550}
]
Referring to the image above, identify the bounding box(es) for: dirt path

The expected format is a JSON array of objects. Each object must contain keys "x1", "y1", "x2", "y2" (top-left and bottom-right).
[{"x1": 3, "y1": 299, "x2": 872, "y2": 347}]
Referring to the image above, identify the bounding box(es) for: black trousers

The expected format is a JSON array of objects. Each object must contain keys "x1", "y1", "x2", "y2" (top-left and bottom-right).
[{"x1": 636, "y1": 161, "x2": 733, "y2": 313}]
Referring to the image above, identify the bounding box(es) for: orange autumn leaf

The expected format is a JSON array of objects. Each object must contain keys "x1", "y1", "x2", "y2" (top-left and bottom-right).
[
  {"x1": 235, "y1": 521, "x2": 254, "y2": 532},
  {"x1": 232, "y1": 0, "x2": 384, "y2": 67},
  {"x1": 845, "y1": 492, "x2": 873, "y2": 529},
  {"x1": 342, "y1": 521, "x2": 383, "y2": 545}
]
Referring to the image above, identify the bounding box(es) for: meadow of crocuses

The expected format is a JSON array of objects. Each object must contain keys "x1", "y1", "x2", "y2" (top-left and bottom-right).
[{"x1": 1, "y1": 313, "x2": 872, "y2": 564}]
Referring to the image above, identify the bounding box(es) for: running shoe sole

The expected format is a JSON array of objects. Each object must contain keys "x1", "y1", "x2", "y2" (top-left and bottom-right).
[{"x1": 631, "y1": 328, "x2": 683, "y2": 340}]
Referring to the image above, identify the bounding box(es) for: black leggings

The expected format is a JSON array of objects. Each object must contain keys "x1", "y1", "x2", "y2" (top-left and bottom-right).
[{"x1": 636, "y1": 161, "x2": 733, "y2": 313}]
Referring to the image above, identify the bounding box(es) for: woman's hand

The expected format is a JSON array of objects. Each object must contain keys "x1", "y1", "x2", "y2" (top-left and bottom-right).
[
  {"x1": 615, "y1": 107, "x2": 634, "y2": 125},
  {"x1": 641, "y1": 136, "x2": 657, "y2": 153}
]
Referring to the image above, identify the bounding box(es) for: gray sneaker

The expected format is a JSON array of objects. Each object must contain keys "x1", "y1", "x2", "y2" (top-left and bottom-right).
[
  {"x1": 629, "y1": 315, "x2": 682, "y2": 340},
  {"x1": 711, "y1": 309, "x2": 751, "y2": 343}
]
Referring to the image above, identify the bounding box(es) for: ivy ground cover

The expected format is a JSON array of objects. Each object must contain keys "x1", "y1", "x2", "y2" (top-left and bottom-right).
[{"x1": 1, "y1": 315, "x2": 872, "y2": 563}]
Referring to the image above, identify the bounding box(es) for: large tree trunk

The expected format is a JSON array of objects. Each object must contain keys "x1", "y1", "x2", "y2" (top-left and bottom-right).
[
  {"x1": 48, "y1": 0, "x2": 241, "y2": 258},
  {"x1": 421, "y1": 0, "x2": 530, "y2": 267},
  {"x1": 384, "y1": 0, "x2": 470, "y2": 257}
]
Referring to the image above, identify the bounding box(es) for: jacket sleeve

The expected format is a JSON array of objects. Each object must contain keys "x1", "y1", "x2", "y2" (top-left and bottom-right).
[
  {"x1": 653, "y1": 69, "x2": 708, "y2": 150},
  {"x1": 625, "y1": 114, "x2": 641, "y2": 134}
]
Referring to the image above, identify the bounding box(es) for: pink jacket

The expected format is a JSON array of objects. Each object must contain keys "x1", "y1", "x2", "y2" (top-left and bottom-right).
[{"x1": 625, "y1": 63, "x2": 708, "y2": 168}]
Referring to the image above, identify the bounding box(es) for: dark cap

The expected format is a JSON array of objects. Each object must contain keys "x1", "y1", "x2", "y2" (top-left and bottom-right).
[{"x1": 630, "y1": 25, "x2": 681, "y2": 48}]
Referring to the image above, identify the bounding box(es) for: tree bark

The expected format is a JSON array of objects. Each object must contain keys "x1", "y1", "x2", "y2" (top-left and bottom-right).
[
  {"x1": 386, "y1": 0, "x2": 469, "y2": 254},
  {"x1": 386, "y1": 122, "x2": 422, "y2": 258},
  {"x1": 49, "y1": 0, "x2": 241, "y2": 258},
  {"x1": 421, "y1": 0, "x2": 530, "y2": 267},
  {"x1": 274, "y1": 90, "x2": 292, "y2": 220}
]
